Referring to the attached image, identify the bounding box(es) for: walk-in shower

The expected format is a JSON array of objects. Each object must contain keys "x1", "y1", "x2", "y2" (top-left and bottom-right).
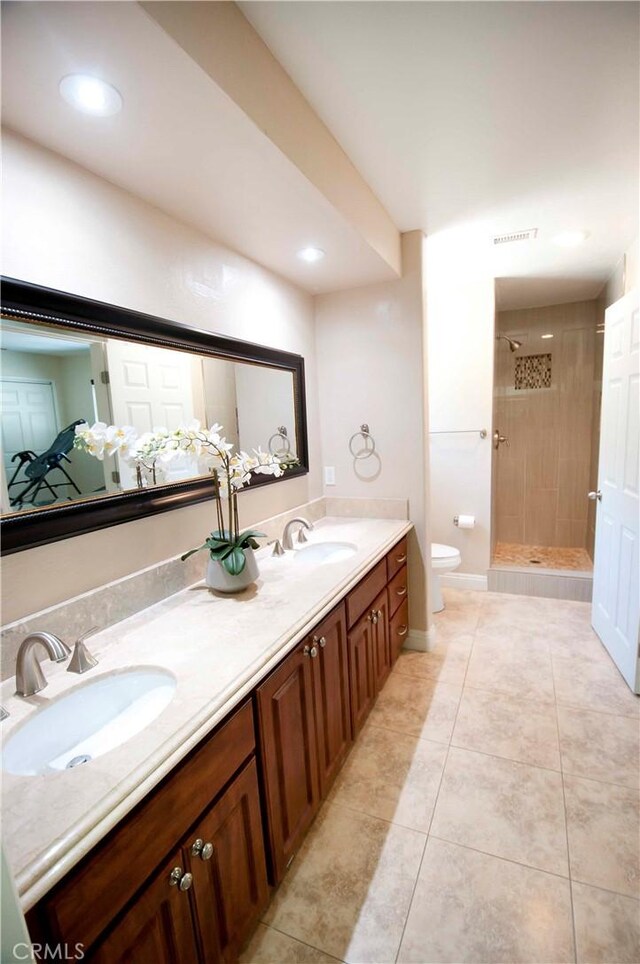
[{"x1": 490, "y1": 299, "x2": 604, "y2": 598}]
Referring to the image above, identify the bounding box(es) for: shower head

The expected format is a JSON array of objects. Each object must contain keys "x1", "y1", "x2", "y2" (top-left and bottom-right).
[{"x1": 496, "y1": 334, "x2": 522, "y2": 353}]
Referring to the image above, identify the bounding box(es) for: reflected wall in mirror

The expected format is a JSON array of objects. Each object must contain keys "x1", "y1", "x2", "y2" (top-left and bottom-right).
[
  {"x1": 0, "y1": 278, "x2": 308, "y2": 552},
  {"x1": 1, "y1": 319, "x2": 299, "y2": 511}
]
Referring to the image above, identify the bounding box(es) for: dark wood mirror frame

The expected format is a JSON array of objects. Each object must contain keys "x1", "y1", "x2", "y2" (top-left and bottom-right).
[{"x1": 0, "y1": 278, "x2": 309, "y2": 555}]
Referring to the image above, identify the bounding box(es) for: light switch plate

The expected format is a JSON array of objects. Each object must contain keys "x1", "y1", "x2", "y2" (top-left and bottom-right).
[{"x1": 324, "y1": 466, "x2": 336, "y2": 486}]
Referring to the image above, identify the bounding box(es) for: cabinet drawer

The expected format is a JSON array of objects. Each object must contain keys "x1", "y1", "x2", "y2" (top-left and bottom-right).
[
  {"x1": 346, "y1": 559, "x2": 387, "y2": 628},
  {"x1": 388, "y1": 565, "x2": 408, "y2": 617},
  {"x1": 386, "y1": 537, "x2": 408, "y2": 580},
  {"x1": 41, "y1": 701, "x2": 255, "y2": 952},
  {"x1": 390, "y1": 598, "x2": 409, "y2": 663}
]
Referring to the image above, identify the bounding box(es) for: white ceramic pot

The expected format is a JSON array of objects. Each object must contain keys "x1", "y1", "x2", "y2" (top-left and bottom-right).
[{"x1": 205, "y1": 547, "x2": 259, "y2": 594}]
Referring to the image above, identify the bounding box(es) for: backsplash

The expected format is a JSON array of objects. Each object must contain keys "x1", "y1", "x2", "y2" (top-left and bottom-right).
[{"x1": 0, "y1": 496, "x2": 408, "y2": 679}]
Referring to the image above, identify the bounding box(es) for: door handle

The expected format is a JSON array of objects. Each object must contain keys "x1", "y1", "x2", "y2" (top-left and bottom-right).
[
  {"x1": 588, "y1": 490, "x2": 602, "y2": 501},
  {"x1": 493, "y1": 430, "x2": 510, "y2": 450}
]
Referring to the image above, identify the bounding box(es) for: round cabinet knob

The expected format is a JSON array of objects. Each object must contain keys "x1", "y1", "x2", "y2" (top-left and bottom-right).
[
  {"x1": 169, "y1": 866, "x2": 184, "y2": 887},
  {"x1": 370, "y1": 610, "x2": 378, "y2": 624},
  {"x1": 310, "y1": 645, "x2": 318, "y2": 658},
  {"x1": 179, "y1": 873, "x2": 193, "y2": 892},
  {"x1": 201, "y1": 842, "x2": 214, "y2": 861},
  {"x1": 190, "y1": 838, "x2": 204, "y2": 857},
  {"x1": 377, "y1": 610, "x2": 383, "y2": 619},
  {"x1": 313, "y1": 635, "x2": 327, "y2": 648}
]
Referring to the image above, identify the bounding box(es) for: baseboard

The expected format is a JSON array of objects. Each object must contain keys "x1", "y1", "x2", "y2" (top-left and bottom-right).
[
  {"x1": 439, "y1": 572, "x2": 488, "y2": 592},
  {"x1": 405, "y1": 627, "x2": 436, "y2": 652}
]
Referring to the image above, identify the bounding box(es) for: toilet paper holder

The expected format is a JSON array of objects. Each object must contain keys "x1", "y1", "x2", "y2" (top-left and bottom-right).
[{"x1": 453, "y1": 515, "x2": 475, "y2": 528}]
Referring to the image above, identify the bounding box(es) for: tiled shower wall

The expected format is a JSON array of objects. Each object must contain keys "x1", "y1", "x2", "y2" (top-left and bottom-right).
[{"x1": 494, "y1": 300, "x2": 600, "y2": 549}]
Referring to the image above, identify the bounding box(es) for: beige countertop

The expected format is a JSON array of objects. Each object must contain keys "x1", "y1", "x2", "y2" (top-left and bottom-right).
[{"x1": 1, "y1": 516, "x2": 411, "y2": 910}]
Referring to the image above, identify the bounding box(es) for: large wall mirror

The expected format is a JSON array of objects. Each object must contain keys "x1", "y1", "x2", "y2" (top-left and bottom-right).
[{"x1": 0, "y1": 279, "x2": 308, "y2": 553}]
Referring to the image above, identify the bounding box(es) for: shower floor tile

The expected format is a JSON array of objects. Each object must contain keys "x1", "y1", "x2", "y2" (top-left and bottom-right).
[{"x1": 493, "y1": 543, "x2": 593, "y2": 572}]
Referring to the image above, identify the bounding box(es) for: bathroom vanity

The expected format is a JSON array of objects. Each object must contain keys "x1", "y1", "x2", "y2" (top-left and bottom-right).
[{"x1": 2, "y1": 518, "x2": 411, "y2": 962}]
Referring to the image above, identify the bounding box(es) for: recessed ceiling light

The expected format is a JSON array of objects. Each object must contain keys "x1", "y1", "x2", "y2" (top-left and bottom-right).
[
  {"x1": 59, "y1": 74, "x2": 123, "y2": 117},
  {"x1": 297, "y1": 246, "x2": 325, "y2": 263},
  {"x1": 541, "y1": 333, "x2": 554, "y2": 339},
  {"x1": 552, "y1": 230, "x2": 589, "y2": 248}
]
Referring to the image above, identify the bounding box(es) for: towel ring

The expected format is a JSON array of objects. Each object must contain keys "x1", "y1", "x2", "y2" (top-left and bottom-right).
[
  {"x1": 349, "y1": 423, "x2": 376, "y2": 460},
  {"x1": 268, "y1": 426, "x2": 291, "y2": 456}
]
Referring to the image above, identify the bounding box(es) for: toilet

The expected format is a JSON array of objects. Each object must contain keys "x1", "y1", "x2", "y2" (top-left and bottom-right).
[{"x1": 431, "y1": 543, "x2": 461, "y2": 613}]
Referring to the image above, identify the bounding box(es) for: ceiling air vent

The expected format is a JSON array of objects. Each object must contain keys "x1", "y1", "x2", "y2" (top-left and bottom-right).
[{"x1": 493, "y1": 228, "x2": 538, "y2": 245}]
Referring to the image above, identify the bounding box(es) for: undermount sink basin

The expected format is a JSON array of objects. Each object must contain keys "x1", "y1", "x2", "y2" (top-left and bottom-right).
[
  {"x1": 294, "y1": 541, "x2": 358, "y2": 565},
  {"x1": 3, "y1": 667, "x2": 176, "y2": 777}
]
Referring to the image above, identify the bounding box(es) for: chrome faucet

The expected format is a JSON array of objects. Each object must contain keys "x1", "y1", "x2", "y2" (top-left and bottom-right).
[
  {"x1": 15, "y1": 632, "x2": 71, "y2": 697},
  {"x1": 282, "y1": 517, "x2": 314, "y2": 551}
]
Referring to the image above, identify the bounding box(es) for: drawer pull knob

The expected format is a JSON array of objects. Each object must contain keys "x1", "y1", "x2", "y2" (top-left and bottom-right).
[
  {"x1": 304, "y1": 644, "x2": 319, "y2": 658},
  {"x1": 397, "y1": 625, "x2": 408, "y2": 637},
  {"x1": 179, "y1": 873, "x2": 193, "y2": 892},
  {"x1": 396, "y1": 586, "x2": 407, "y2": 597},
  {"x1": 368, "y1": 609, "x2": 378, "y2": 625},
  {"x1": 396, "y1": 554, "x2": 407, "y2": 564},
  {"x1": 190, "y1": 838, "x2": 204, "y2": 856},
  {"x1": 377, "y1": 609, "x2": 382, "y2": 619},
  {"x1": 201, "y1": 842, "x2": 214, "y2": 861},
  {"x1": 169, "y1": 866, "x2": 192, "y2": 890},
  {"x1": 313, "y1": 635, "x2": 327, "y2": 648}
]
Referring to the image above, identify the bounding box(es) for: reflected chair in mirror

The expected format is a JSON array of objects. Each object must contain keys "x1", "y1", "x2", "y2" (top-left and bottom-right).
[{"x1": 9, "y1": 420, "x2": 87, "y2": 508}]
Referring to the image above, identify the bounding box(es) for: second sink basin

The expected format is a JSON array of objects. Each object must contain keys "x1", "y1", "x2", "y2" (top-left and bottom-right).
[
  {"x1": 294, "y1": 541, "x2": 357, "y2": 565},
  {"x1": 3, "y1": 667, "x2": 177, "y2": 777}
]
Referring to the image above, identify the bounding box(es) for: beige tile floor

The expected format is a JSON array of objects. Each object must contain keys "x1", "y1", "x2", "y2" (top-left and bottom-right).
[{"x1": 241, "y1": 589, "x2": 640, "y2": 964}]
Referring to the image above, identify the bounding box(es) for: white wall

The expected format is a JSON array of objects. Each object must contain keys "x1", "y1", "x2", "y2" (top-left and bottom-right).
[
  {"x1": 426, "y1": 230, "x2": 495, "y2": 578},
  {"x1": 315, "y1": 231, "x2": 430, "y2": 632},
  {"x1": 1, "y1": 130, "x2": 322, "y2": 622}
]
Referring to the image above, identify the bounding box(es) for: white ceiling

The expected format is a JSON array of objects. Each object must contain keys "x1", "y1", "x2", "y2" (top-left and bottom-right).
[
  {"x1": 1, "y1": 2, "x2": 396, "y2": 294},
  {"x1": 242, "y1": 1, "x2": 639, "y2": 308},
  {"x1": 1, "y1": 330, "x2": 90, "y2": 355}
]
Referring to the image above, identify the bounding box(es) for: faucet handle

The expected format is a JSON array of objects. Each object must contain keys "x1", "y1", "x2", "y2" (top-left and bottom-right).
[
  {"x1": 268, "y1": 539, "x2": 285, "y2": 557},
  {"x1": 67, "y1": 627, "x2": 99, "y2": 675},
  {"x1": 297, "y1": 527, "x2": 310, "y2": 544}
]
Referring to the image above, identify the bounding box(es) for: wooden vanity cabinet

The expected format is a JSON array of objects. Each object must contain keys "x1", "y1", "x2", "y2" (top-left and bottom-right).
[
  {"x1": 26, "y1": 534, "x2": 411, "y2": 961},
  {"x1": 28, "y1": 701, "x2": 269, "y2": 963},
  {"x1": 91, "y1": 848, "x2": 201, "y2": 964},
  {"x1": 310, "y1": 604, "x2": 352, "y2": 797},
  {"x1": 256, "y1": 602, "x2": 351, "y2": 883},
  {"x1": 256, "y1": 635, "x2": 321, "y2": 883},
  {"x1": 184, "y1": 758, "x2": 269, "y2": 964},
  {"x1": 347, "y1": 607, "x2": 377, "y2": 736}
]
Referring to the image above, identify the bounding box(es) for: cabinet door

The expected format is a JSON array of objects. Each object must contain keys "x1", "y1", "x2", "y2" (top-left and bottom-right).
[
  {"x1": 347, "y1": 610, "x2": 376, "y2": 737},
  {"x1": 372, "y1": 589, "x2": 392, "y2": 692},
  {"x1": 256, "y1": 641, "x2": 320, "y2": 882},
  {"x1": 311, "y1": 604, "x2": 352, "y2": 797},
  {"x1": 185, "y1": 758, "x2": 269, "y2": 964},
  {"x1": 91, "y1": 850, "x2": 200, "y2": 964}
]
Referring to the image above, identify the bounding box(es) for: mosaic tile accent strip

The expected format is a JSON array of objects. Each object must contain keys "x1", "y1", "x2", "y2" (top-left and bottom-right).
[{"x1": 515, "y1": 353, "x2": 552, "y2": 390}]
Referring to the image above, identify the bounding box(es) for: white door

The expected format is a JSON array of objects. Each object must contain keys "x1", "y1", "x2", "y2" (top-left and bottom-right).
[
  {"x1": 0, "y1": 378, "x2": 58, "y2": 479},
  {"x1": 105, "y1": 340, "x2": 198, "y2": 487},
  {"x1": 592, "y1": 289, "x2": 640, "y2": 693}
]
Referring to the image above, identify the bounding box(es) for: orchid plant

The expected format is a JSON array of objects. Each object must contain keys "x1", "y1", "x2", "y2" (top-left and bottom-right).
[{"x1": 74, "y1": 420, "x2": 288, "y2": 574}]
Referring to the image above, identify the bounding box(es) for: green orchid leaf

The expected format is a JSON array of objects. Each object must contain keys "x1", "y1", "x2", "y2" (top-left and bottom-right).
[
  {"x1": 238, "y1": 529, "x2": 266, "y2": 543},
  {"x1": 222, "y1": 546, "x2": 247, "y2": 575},
  {"x1": 246, "y1": 538, "x2": 260, "y2": 550},
  {"x1": 180, "y1": 543, "x2": 208, "y2": 561},
  {"x1": 209, "y1": 545, "x2": 233, "y2": 561}
]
